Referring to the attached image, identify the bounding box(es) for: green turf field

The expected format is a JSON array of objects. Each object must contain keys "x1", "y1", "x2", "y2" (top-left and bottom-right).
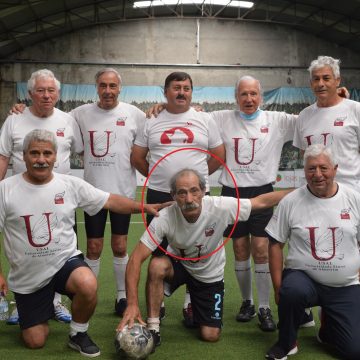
[{"x1": 0, "y1": 189, "x2": 339, "y2": 359}]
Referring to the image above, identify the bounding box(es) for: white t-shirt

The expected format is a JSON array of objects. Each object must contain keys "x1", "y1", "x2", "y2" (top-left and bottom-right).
[
  {"x1": 293, "y1": 99, "x2": 360, "y2": 191},
  {"x1": 141, "y1": 196, "x2": 251, "y2": 283},
  {"x1": 212, "y1": 110, "x2": 296, "y2": 187},
  {"x1": 71, "y1": 102, "x2": 145, "y2": 198},
  {"x1": 265, "y1": 184, "x2": 360, "y2": 287},
  {"x1": 0, "y1": 173, "x2": 109, "y2": 294},
  {"x1": 134, "y1": 108, "x2": 223, "y2": 192},
  {"x1": 0, "y1": 108, "x2": 82, "y2": 175}
]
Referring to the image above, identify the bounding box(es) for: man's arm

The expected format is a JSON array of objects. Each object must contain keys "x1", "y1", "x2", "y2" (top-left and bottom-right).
[
  {"x1": 130, "y1": 145, "x2": 149, "y2": 177},
  {"x1": 208, "y1": 144, "x2": 225, "y2": 175},
  {"x1": 117, "y1": 242, "x2": 153, "y2": 330},
  {"x1": 250, "y1": 189, "x2": 293, "y2": 212},
  {"x1": 268, "y1": 239, "x2": 285, "y2": 304},
  {"x1": 0, "y1": 155, "x2": 10, "y2": 181}
]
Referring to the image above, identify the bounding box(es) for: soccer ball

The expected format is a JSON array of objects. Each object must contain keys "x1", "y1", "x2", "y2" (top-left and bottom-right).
[{"x1": 115, "y1": 324, "x2": 155, "y2": 359}]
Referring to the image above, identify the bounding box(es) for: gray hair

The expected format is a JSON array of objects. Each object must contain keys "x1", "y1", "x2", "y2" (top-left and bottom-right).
[
  {"x1": 308, "y1": 56, "x2": 341, "y2": 79},
  {"x1": 27, "y1": 69, "x2": 61, "y2": 93},
  {"x1": 303, "y1": 144, "x2": 337, "y2": 167},
  {"x1": 170, "y1": 168, "x2": 206, "y2": 195},
  {"x1": 235, "y1": 75, "x2": 262, "y2": 97},
  {"x1": 95, "y1": 68, "x2": 122, "y2": 84},
  {"x1": 23, "y1": 129, "x2": 58, "y2": 153}
]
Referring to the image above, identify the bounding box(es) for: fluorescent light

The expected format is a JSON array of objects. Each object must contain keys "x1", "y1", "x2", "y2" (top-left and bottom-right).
[{"x1": 134, "y1": 1, "x2": 254, "y2": 9}]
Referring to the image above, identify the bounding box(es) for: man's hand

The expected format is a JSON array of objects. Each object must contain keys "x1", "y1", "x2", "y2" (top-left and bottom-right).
[
  {"x1": 337, "y1": 87, "x2": 350, "y2": 99},
  {"x1": 9, "y1": 103, "x2": 26, "y2": 115},
  {"x1": 143, "y1": 201, "x2": 174, "y2": 217},
  {"x1": 0, "y1": 273, "x2": 8, "y2": 296},
  {"x1": 117, "y1": 304, "x2": 146, "y2": 331},
  {"x1": 146, "y1": 103, "x2": 166, "y2": 119}
]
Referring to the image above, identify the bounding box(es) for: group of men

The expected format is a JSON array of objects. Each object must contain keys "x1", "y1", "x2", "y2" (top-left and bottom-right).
[{"x1": 0, "y1": 54, "x2": 359, "y2": 360}]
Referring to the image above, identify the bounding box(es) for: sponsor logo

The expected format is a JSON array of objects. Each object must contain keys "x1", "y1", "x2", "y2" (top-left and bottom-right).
[
  {"x1": 54, "y1": 191, "x2": 65, "y2": 204},
  {"x1": 205, "y1": 223, "x2": 216, "y2": 237},
  {"x1": 340, "y1": 208, "x2": 350, "y2": 220},
  {"x1": 56, "y1": 128, "x2": 65, "y2": 137},
  {"x1": 334, "y1": 117, "x2": 346, "y2": 126},
  {"x1": 116, "y1": 117, "x2": 127, "y2": 126}
]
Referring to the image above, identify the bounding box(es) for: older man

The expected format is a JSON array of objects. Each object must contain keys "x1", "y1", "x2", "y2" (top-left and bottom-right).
[
  {"x1": 0, "y1": 69, "x2": 83, "y2": 324},
  {"x1": 265, "y1": 144, "x2": 360, "y2": 360},
  {"x1": 118, "y1": 168, "x2": 291, "y2": 348},
  {"x1": 70, "y1": 68, "x2": 145, "y2": 317},
  {"x1": 0, "y1": 129, "x2": 164, "y2": 357}
]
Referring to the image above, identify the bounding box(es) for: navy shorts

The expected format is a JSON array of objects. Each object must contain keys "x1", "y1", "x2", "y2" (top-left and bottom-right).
[
  {"x1": 164, "y1": 257, "x2": 224, "y2": 328},
  {"x1": 221, "y1": 184, "x2": 273, "y2": 238},
  {"x1": 14, "y1": 254, "x2": 88, "y2": 330},
  {"x1": 84, "y1": 209, "x2": 131, "y2": 237}
]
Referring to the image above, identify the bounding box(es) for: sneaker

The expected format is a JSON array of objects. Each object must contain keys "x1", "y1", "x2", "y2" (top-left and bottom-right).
[
  {"x1": 236, "y1": 300, "x2": 256, "y2": 322},
  {"x1": 149, "y1": 329, "x2": 161, "y2": 347},
  {"x1": 258, "y1": 307, "x2": 276, "y2": 332},
  {"x1": 114, "y1": 298, "x2": 127, "y2": 317},
  {"x1": 68, "y1": 332, "x2": 100, "y2": 357},
  {"x1": 6, "y1": 306, "x2": 19, "y2": 325},
  {"x1": 299, "y1": 308, "x2": 315, "y2": 328},
  {"x1": 183, "y1": 303, "x2": 195, "y2": 328},
  {"x1": 265, "y1": 342, "x2": 298, "y2": 360},
  {"x1": 159, "y1": 305, "x2": 166, "y2": 321},
  {"x1": 54, "y1": 302, "x2": 72, "y2": 323}
]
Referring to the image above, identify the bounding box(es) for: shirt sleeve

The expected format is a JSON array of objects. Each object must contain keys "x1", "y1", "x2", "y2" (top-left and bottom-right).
[
  {"x1": 207, "y1": 115, "x2": 223, "y2": 149},
  {"x1": 133, "y1": 119, "x2": 148, "y2": 148},
  {"x1": 265, "y1": 199, "x2": 290, "y2": 244},
  {"x1": 140, "y1": 213, "x2": 167, "y2": 251},
  {"x1": 68, "y1": 115, "x2": 84, "y2": 154},
  {"x1": 0, "y1": 116, "x2": 14, "y2": 157}
]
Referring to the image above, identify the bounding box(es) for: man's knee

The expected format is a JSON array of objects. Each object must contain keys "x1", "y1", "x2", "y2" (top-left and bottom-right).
[
  {"x1": 148, "y1": 256, "x2": 172, "y2": 279},
  {"x1": 86, "y1": 238, "x2": 103, "y2": 258},
  {"x1": 200, "y1": 326, "x2": 221, "y2": 342},
  {"x1": 67, "y1": 267, "x2": 97, "y2": 297},
  {"x1": 22, "y1": 325, "x2": 49, "y2": 349}
]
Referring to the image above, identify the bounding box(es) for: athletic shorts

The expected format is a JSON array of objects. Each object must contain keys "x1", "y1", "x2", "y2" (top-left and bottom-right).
[
  {"x1": 221, "y1": 183, "x2": 273, "y2": 238},
  {"x1": 14, "y1": 254, "x2": 88, "y2": 330},
  {"x1": 164, "y1": 257, "x2": 224, "y2": 328},
  {"x1": 84, "y1": 209, "x2": 131, "y2": 237}
]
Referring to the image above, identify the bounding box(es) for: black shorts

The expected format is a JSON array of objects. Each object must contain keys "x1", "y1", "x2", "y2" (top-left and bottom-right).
[
  {"x1": 164, "y1": 257, "x2": 224, "y2": 328},
  {"x1": 221, "y1": 184, "x2": 273, "y2": 238},
  {"x1": 14, "y1": 254, "x2": 88, "y2": 330},
  {"x1": 84, "y1": 209, "x2": 131, "y2": 237}
]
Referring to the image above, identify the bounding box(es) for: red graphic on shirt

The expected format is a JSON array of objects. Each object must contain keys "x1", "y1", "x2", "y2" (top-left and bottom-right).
[
  {"x1": 306, "y1": 226, "x2": 339, "y2": 261},
  {"x1": 21, "y1": 213, "x2": 54, "y2": 247},
  {"x1": 233, "y1": 138, "x2": 258, "y2": 165},
  {"x1": 340, "y1": 209, "x2": 350, "y2": 219},
  {"x1": 305, "y1": 133, "x2": 331, "y2": 146},
  {"x1": 160, "y1": 127, "x2": 194, "y2": 144},
  {"x1": 56, "y1": 128, "x2": 65, "y2": 137},
  {"x1": 54, "y1": 191, "x2": 65, "y2": 204},
  {"x1": 89, "y1": 130, "x2": 112, "y2": 157}
]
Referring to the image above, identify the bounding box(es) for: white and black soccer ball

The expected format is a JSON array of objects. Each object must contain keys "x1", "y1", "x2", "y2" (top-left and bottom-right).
[{"x1": 115, "y1": 324, "x2": 155, "y2": 359}]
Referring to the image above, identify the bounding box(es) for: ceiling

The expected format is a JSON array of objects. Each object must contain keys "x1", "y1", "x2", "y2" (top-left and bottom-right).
[{"x1": 1, "y1": 0, "x2": 360, "y2": 59}]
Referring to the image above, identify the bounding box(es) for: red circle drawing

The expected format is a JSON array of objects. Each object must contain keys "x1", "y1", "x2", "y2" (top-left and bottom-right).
[{"x1": 140, "y1": 147, "x2": 240, "y2": 261}]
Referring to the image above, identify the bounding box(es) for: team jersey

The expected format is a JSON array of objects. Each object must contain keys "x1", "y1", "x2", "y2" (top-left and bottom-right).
[
  {"x1": 212, "y1": 110, "x2": 296, "y2": 187},
  {"x1": 71, "y1": 102, "x2": 145, "y2": 198},
  {"x1": 141, "y1": 196, "x2": 251, "y2": 283},
  {"x1": 0, "y1": 107, "x2": 82, "y2": 175},
  {"x1": 134, "y1": 108, "x2": 223, "y2": 192},
  {"x1": 0, "y1": 173, "x2": 109, "y2": 294},
  {"x1": 266, "y1": 184, "x2": 360, "y2": 287},
  {"x1": 293, "y1": 99, "x2": 360, "y2": 191}
]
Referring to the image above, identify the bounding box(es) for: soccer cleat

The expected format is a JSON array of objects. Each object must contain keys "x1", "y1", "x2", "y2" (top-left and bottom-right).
[
  {"x1": 54, "y1": 302, "x2": 72, "y2": 323},
  {"x1": 299, "y1": 308, "x2": 315, "y2": 328},
  {"x1": 265, "y1": 342, "x2": 298, "y2": 360},
  {"x1": 258, "y1": 307, "x2": 276, "y2": 332},
  {"x1": 69, "y1": 332, "x2": 100, "y2": 358},
  {"x1": 236, "y1": 300, "x2": 256, "y2": 322},
  {"x1": 6, "y1": 306, "x2": 19, "y2": 325},
  {"x1": 115, "y1": 298, "x2": 127, "y2": 317},
  {"x1": 159, "y1": 305, "x2": 166, "y2": 321},
  {"x1": 149, "y1": 329, "x2": 161, "y2": 347},
  {"x1": 182, "y1": 303, "x2": 195, "y2": 328}
]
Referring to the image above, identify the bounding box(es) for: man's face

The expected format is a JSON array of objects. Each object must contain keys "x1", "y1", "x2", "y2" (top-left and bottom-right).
[
  {"x1": 236, "y1": 79, "x2": 262, "y2": 115},
  {"x1": 97, "y1": 72, "x2": 121, "y2": 110},
  {"x1": 310, "y1": 66, "x2": 340, "y2": 104},
  {"x1": 305, "y1": 153, "x2": 337, "y2": 197},
  {"x1": 173, "y1": 172, "x2": 205, "y2": 222},
  {"x1": 164, "y1": 79, "x2": 192, "y2": 114},
  {"x1": 23, "y1": 140, "x2": 57, "y2": 184},
  {"x1": 29, "y1": 78, "x2": 59, "y2": 114}
]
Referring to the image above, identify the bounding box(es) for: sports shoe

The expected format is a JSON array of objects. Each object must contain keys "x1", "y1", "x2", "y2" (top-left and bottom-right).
[
  {"x1": 265, "y1": 342, "x2": 298, "y2": 360},
  {"x1": 68, "y1": 331, "x2": 100, "y2": 357},
  {"x1": 183, "y1": 303, "x2": 195, "y2": 328},
  {"x1": 54, "y1": 302, "x2": 72, "y2": 323},
  {"x1": 236, "y1": 300, "x2": 256, "y2": 322},
  {"x1": 258, "y1": 307, "x2": 276, "y2": 332},
  {"x1": 6, "y1": 306, "x2": 19, "y2": 325},
  {"x1": 114, "y1": 298, "x2": 127, "y2": 317},
  {"x1": 159, "y1": 305, "x2": 166, "y2": 321},
  {"x1": 149, "y1": 329, "x2": 161, "y2": 347},
  {"x1": 299, "y1": 308, "x2": 315, "y2": 328}
]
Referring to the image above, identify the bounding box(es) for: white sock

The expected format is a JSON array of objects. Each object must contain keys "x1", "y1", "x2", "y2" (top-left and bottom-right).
[
  {"x1": 161, "y1": 301, "x2": 165, "y2": 308},
  {"x1": 85, "y1": 257, "x2": 100, "y2": 277},
  {"x1": 235, "y1": 259, "x2": 253, "y2": 303},
  {"x1": 183, "y1": 288, "x2": 191, "y2": 309},
  {"x1": 53, "y1": 292, "x2": 62, "y2": 306},
  {"x1": 113, "y1": 255, "x2": 128, "y2": 301},
  {"x1": 254, "y1": 263, "x2": 271, "y2": 309},
  {"x1": 147, "y1": 317, "x2": 160, "y2": 332},
  {"x1": 70, "y1": 321, "x2": 89, "y2": 337}
]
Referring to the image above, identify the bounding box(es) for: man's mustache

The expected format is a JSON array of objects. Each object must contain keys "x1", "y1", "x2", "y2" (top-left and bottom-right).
[
  {"x1": 176, "y1": 95, "x2": 186, "y2": 100},
  {"x1": 180, "y1": 202, "x2": 200, "y2": 210}
]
